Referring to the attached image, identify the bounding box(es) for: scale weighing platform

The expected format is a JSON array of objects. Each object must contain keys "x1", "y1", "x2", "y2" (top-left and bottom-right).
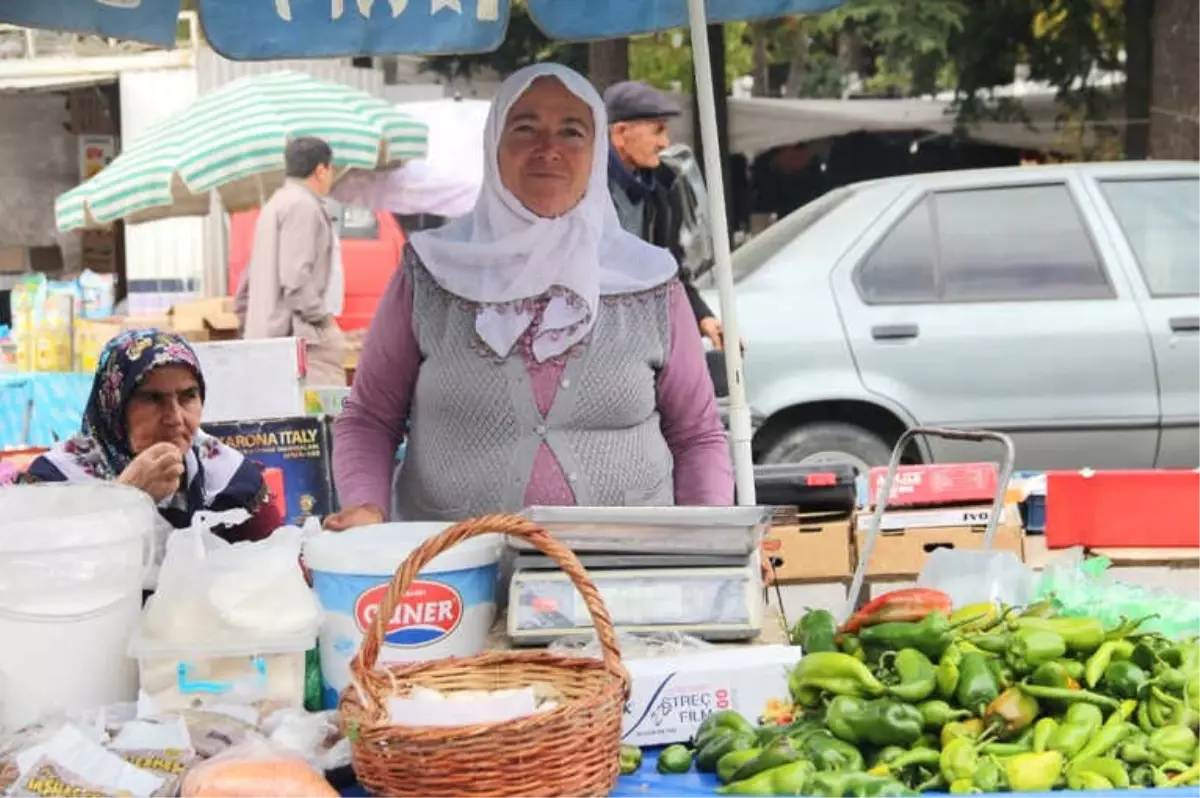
[{"x1": 506, "y1": 507, "x2": 770, "y2": 646}]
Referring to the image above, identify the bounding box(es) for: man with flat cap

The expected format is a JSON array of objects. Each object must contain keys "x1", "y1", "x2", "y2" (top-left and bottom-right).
[{"x1": 605, "y1": 80, "x2": 725, "y2": 351}]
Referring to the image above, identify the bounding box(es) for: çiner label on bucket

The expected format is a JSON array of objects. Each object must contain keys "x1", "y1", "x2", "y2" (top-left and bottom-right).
[{"x1": 353, "y1": 580, "x2": 464, "y2": 647}]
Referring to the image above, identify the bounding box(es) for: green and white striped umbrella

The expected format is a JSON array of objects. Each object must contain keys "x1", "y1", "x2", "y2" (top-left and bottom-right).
[{"x1": 55, "y1": 71, "x2": 428, "y2": 231}]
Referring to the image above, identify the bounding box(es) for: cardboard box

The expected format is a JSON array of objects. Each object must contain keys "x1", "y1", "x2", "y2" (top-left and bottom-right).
[
  {"x1": 0, "y1": 247, "x2": 25, "y2": 274},
  {"x1": 855, "y1": 506, "x2": 1024, "y2": 580},
  {"x1": 27, "y1": 246, "x2": 64, "y2": 276},
  {"x1": 621, "y1": 646, "x2": 801, "y2": 746},
  {"x1": 74, "y1": 317, "x2": 124, "y2": 373},
  {"x1": 168, "y1": 297, "x2": 239, "y2": 342},
  {"x1": 203, "y1": 416, "x2": 334, "y2": 526},
  {"x1": 80, "y1": 230, "x2": 117, "y2": 274},
  {"x1": 1090, "y1": 547, "x2": 1199, "y2": 598},
  {"x1": 868, "y1": 463, "x2": 999, "y2": 508},
  {"x1": 191, "y1": 338, "x2": 306, "y2": 423},
  {"x1": 763, "y1": 509, "x2": 853, "y2": 583}
]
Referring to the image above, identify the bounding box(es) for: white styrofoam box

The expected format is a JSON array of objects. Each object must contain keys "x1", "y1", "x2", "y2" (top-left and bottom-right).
[
  {"x1": 192, "y1": 338, "x2": 306, "y2": 423},
  {"x1": 622, "y1": 646, "x2": 801, "y2": 746},
  {"x1": 773, "y1": 582, "x2": 849, "y2": 621}
]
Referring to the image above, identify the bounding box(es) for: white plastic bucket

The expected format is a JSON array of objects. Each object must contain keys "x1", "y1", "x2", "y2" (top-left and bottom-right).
[
  {"x1": 302, "y1": 523, "x2": 502, "y2": 708},
  {"x1": 0, "y1": 483, "x2": 155, "y2": 731}
]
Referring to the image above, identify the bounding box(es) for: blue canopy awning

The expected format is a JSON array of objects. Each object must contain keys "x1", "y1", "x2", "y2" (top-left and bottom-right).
[
  {"x1": 0, "y1": 0, "x2": 181, "y2": 48},
  {"x1": 201, "y1": 0, "x2": 840, "y2": 59}
]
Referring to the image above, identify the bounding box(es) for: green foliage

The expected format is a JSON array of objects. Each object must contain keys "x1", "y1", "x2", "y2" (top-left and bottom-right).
[{"x1": 628, "y1": 23, "x2": 754, "y2": 92}]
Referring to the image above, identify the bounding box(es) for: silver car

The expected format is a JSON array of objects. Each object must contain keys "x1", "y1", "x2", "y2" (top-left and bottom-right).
[{"x1": 703, "y1": 161, "x2": 1200, "y2": 471}]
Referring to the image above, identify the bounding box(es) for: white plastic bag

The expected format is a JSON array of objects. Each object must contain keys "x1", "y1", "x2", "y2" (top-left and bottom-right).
[{"x1": 142, "y1": 512, "x2": 319, "y2": 645}]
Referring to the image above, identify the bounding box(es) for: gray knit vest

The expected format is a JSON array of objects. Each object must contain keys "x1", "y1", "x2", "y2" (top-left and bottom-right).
[{"x1": 392, "y1": 248, "x2": 676, "y2": 521}]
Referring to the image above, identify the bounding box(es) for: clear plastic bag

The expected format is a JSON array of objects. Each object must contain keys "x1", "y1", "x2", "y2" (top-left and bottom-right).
[
  {"x1": 142, "y1": 511, "x2": 319, "y2": 645},
  {"x1": 180, "y1": 736, "x2": 339, "y2": 798},
  {"x1": 1035, "y1": 548, "x2": 1200, "y2": 638},
  {"x1": 917, "y1": 549, "x2": 1037, "y2": 608}
]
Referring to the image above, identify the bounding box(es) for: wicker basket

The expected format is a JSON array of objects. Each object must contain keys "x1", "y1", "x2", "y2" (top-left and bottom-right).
[{"x1": 341, "y1": 514, "x2": 631, "y2": 797}]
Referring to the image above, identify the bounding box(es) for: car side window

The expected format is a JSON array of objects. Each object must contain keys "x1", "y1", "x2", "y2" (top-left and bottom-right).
[
  {"x1": 1099, "y1": 177, "x2": 1200, "y2": 297},
  {"x1": 932, "y1": 184, "x2": 1113, "y2": 302},
  {"x1": 855, "y1": 198, "x2": 938, "y2": 304}
]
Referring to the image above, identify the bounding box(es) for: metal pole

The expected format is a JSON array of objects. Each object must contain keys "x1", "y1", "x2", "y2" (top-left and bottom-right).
[{"x1": 684, "y1": 0, "x2": 756, "y2": 506}]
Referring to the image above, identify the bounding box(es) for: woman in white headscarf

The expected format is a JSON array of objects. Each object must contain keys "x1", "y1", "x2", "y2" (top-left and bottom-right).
[{"x1": 326, "y1": 64, "x2": 732, "y2": 528}]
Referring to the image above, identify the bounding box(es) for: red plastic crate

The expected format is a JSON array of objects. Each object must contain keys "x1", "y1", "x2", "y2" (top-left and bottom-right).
[{"x1": 1044, "y1": 470, "x2": 1200, "y2": 548}]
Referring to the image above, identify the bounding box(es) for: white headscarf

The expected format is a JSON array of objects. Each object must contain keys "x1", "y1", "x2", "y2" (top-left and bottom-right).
[{"x1": 408, "y1": 64, "x2": 678, "y2": 362}]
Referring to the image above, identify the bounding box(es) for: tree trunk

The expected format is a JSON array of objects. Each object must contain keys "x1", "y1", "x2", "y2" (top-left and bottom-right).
[
  {"x1": 785, "y1": 22, "x2": 809, "y2": 98},
  {"x1": 1148, "y1": 0, "x2": 1199, "y2": 159},
  {"x1": 587, "y1": 38, "x2": 630, "y2": 93},
  {"x1": 751, "y1": 23, "x2": 770, "y2": 97},
  {"x1": 1123, "y1": 0, "x2": 1153, "y2": 159}
]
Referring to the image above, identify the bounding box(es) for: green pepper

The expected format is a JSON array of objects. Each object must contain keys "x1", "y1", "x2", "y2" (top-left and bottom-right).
[
  {"x1": 1065, "y1": 702, "x2": 1105, "y2": 733},
  {"x1": 1106, "y1": 614, "x2": 1157, "y2": 640},
  {"x1": 1104, "y1": 660, "x2": 1149, "y2": 699},
  {"x1": 657, "y1": 744, "x2": 694, "y2": 774},
  {"x1": 940, "y1": 737, "x2": 981, "y2": 783},
  {"x1": 1148, "y1": 725, "x2": 1198, "y2": 767},
  {"x1": 1068, "y1": 756, "x2": 1131, "y2": 789},
  {"x1": 946, "y1": 779, "x2": 976, "y2": 795},
  {"x1": 858, "y1": 612, "x2": 958, "y2": 659},
  {"x1": 941, "y1": 718, "x2": 985, "y2": 749},
  {"x1": 1047, "y1": 722, "x2": 1094, "y2": 759},
  {"x1": 1085, "y1": 639, "x2": 1135, "y2": 688},
  {"x1": 619, "y1": 744, "x2": 643, "y2": 775},
  {"x1": 1171, "y1": 701, "x2": 1200, "y2": 731},
  {"x1": 951, "y1": 602, "x2": 999, "y2": 631},
  {"x1": 955, "y1": 652, "x2": 1001, "y2": 714},
  {"x1": 1032, "y1": 717, "x2": 1058, "y2": 753},
  {"x1": 870, "y1": 746, "x2": 909, "y2": 768},
  {"x1": 717, "y1": 748, "x2": 762, "y2": 784},
  {"x1": 697, "y1": 730, "x2": 758, "y2": 772},
  {"x1": 825, "y1": 696, "x2": 924, "y2": 748},
  {"x1": 1159, "y1": 762, "x2": 1200, "y2": 787},
  {"x1": 1004, "y1": 750, "x2": 1064, "y2": 792},
  {"x1": 984, "y1": 686, "x2": 1040, "y2": 739},
  {"x1": 1058, "y1": 658, "x2": 1086, "y2": 682},
  {"x1": 790, "y1": 651, "x2": 888, "y2": 707},
  {"x1": 840, "y1": 634, "x2": 867, "y2": 662},
  {"x1": 1119, "y1": 733, "x2": 1152, "y2": 765},
  {"x1": 696, "y1": 709, "x2": 757, "y2": 741},
  {"x1": 718, "y1": 761, "x2": 814, "y2": 797},
  {"x1": 1130, "y1": 763, "x2": 1157, "y2": 786},
  {"x1": 882, "y1": 649, "x2": 937, "y2": 702},
  {"x1": 1017, "y1": 682, "x2": 1122, "y2": 711},
  {"x1": 966, "y1": 632, "x2": 1010, "y2": 655},
  {"x1": 1005, "y1": 628, "x2": 1066, "y2": 675},
  {"x1": 1067, "y1": 770, "x2": 1113, "y2": 790},
  {"x1": 973, "y1": 757, "x2": 1003, "y2": 792},
  {"x1": 916, "y1": 699, "x2": 970, "y2": 730},
  {"x1": 936, "y1": 645, "x2": 962, "y2": 700},
  {"x1": 1071, "y1": 699, "x2": 1137, "y2": 764},
  {"x1": 806, "y1": 771, "x2": 916, "y2": 798},
  {"x1": 793, "y1": 608, "x2": 839, "y2": 653},
  {"x1": 1011, "y1": 616, "x2": 1105, "y2": 654},
  {"x1": 801, "y1": 730, "x2": 867, "y2": 772},
  {"x1": 866, "y1": 747, "x2": 940, "y2": 779},
  {"x1": 730, "y1": 736, "x2": 802, "y2": 783},
  {"x1": 1030, "y1": 660, "x2": 1075, "y2": 689}
]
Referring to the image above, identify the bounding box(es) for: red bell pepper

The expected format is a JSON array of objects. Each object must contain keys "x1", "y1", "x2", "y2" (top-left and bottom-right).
[{"x1": 841, "y1": 588, "x2": 953, "y2": 634}]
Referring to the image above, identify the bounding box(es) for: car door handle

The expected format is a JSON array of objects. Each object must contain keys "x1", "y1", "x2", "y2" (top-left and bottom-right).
[
  {"x1": 872, "y1": 324, "x2": 920, "y2": 341},
  {"x1": 1169, "y1": 316, "x2": 1200, "y2": 333}
]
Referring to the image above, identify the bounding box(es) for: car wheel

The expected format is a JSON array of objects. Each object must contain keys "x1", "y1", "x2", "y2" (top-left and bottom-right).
[{"x1": 761, "y1": 422, "x2": 893, "y2": 475}]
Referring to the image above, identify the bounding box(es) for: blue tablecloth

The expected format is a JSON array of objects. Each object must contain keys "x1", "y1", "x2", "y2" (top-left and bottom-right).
[
  {"x1": 0, "y1": 372, "x2": 90, "y2": 448},
  {"x1": 333, "y1": 748, "x2": 715, "y2": 796}
]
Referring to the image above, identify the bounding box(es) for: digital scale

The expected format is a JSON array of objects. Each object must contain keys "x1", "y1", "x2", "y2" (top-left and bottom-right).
[{"x1": 506, "y1": 506, "x2": 771, "y2": 646}]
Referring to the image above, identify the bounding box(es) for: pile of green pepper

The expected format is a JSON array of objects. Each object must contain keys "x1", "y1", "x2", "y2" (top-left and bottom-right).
[{"x1": 624, "y1": 591, "x2": 1200, "y2": 796}]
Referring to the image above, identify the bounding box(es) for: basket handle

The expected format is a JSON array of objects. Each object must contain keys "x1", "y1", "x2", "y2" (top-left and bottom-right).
[{"x1": 351, "y1": 513, "x2": 626, "y2": 682}]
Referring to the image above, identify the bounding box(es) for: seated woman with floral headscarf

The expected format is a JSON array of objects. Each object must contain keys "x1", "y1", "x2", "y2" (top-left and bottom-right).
[{"x1": 19, "y1": 329, "x2": 283, "y2": 542}]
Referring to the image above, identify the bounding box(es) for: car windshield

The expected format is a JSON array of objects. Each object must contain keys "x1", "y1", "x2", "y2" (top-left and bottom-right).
[{"x1": 732, "y1": 185, "x2": 857, "y2": 283}]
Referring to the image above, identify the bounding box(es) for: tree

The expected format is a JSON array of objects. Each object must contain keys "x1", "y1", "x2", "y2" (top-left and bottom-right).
[
  {"x1": 626, "y1": 22, "x2": 753, "y2": 91},
  {"x1": 588, "y1": 39, "x2": 630, "y2": 92}
]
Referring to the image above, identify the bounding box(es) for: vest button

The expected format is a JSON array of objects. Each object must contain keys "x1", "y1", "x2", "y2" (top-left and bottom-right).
[
  {"x1": 568, "y1": 472, "x2": 578, "y2": 483},
  {"x1": 535, "y1": 424, "x2": 547, "y2": 436},
  {"x1": 560, "y1": 377, "x2": 571, "y2": 388}
]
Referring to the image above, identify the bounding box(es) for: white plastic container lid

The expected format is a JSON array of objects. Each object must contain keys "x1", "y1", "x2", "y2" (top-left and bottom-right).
[{"x1": 302, "y1": 523, "x2": 502, "y2": 576}]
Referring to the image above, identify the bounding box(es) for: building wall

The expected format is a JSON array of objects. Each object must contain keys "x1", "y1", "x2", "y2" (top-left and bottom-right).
[
  {"x1": 1150, "y1": 0, "x2": 1199, "y2": 160},
  {"x1": 0, "y1": 92, "x2": 81, "y2": 268}
]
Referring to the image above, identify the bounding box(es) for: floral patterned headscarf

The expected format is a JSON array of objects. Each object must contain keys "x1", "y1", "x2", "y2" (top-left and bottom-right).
[
  {"x1": 22, "y1": 329, "x2": 268, "y2": 527},
  {"x1": 83, "y1": 328, "x2": 207, "y2": 478}
]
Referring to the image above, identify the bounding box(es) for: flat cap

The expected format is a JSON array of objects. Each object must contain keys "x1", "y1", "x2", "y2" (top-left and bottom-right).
[{"x1": 604, "y1": 81, "x2": 681, "y2": 124}]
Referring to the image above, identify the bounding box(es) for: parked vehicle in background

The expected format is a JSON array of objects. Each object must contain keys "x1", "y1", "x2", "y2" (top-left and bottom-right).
[
  {"x1": 703, "y1": 161, "x2": 1200, "y2": 472},
  {"x1": 227, "y1": 205, "x2": 406, "y2": 333}
]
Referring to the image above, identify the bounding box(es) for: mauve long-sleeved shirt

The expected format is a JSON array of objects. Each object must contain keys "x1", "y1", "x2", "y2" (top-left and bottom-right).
[{"x1": 333, "y1": 265, "x2": 734, "y2": 517}]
